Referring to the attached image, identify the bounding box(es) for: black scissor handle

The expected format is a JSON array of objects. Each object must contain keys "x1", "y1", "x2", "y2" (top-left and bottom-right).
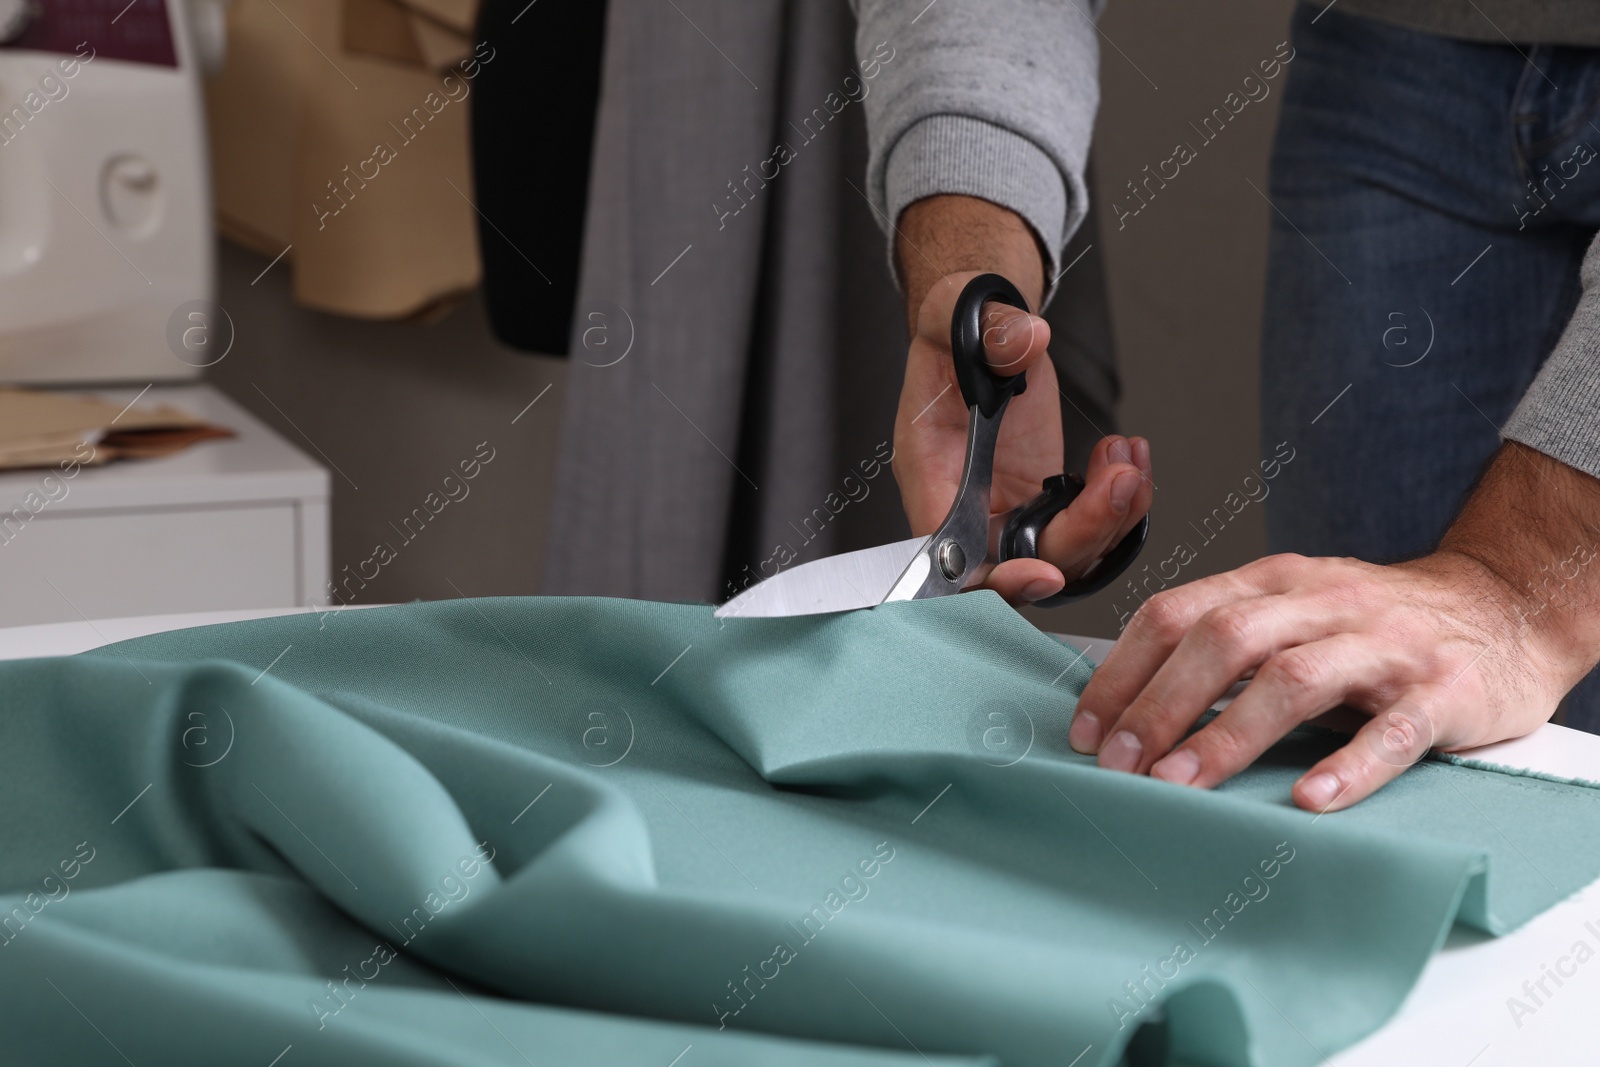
[
  {"x1": 999, "y1": 474, "x2": 1150, "y2": 606},
  {"x1": 951, "y1": 273, "x2": 1031, "y2": 418}
]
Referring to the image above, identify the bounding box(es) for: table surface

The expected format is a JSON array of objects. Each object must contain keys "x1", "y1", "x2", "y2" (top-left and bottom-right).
[{"x1": 2, "y1": 609, "x2": 1595, "y2": 1064}]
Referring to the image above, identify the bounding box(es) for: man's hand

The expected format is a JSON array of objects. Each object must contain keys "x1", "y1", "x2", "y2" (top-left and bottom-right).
[
  {"x1": 893, "y1": 196, "x2": 1153, "y2": 604},
  {"x1": 1071, "y1": 442, "x2": 1600, "y2": 811}
]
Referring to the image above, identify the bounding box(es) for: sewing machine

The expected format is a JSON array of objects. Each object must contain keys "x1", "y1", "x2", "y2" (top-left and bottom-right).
[{"x1": 0, "y1": 0, "x2": 328, "y2": 626}]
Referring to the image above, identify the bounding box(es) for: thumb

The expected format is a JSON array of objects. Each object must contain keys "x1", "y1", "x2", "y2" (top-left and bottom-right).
[{"x1": 981, "y1": 303, "x2": 1051, "y2": 376}]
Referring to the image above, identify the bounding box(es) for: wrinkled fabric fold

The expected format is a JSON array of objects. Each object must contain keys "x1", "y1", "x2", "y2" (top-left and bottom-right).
[{"x1": 1, "y1": 592, "x2": 1597, "y2": 1066}]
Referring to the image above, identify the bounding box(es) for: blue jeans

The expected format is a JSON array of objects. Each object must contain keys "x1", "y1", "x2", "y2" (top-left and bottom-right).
[{"x1": 1260, "y1": 5, "x2": 1600, "y2": 730}]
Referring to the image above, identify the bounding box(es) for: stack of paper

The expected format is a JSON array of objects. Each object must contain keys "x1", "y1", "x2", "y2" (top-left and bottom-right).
[{"x1": 0, "y1": 388, "x2": 232, "y2": 471}]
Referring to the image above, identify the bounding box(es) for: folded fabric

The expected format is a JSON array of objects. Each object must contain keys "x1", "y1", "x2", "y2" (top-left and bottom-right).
[{"x1": 1, "y1": 592, "x2": 1597, "y2": 1066}]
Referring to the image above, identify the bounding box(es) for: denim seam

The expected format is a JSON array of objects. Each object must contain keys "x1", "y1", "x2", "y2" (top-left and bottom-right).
[
  {"x1": 1510, "y1": 51, "x2": 1541, "y2": 187},
  {"x1": 1510, "y1": 46, "x2": 1600, "y2": 164},
  {"x1": 1520, "y1": 107, "x2": 1600, "y2": 160}
]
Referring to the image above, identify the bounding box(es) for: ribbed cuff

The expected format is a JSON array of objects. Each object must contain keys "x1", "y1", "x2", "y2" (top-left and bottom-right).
[
  {"x1": 883, "y1": 114, "x2": 1072, "y2": 304},
  {"x1": 1503, "y1": 285, "x2": 1600, "y2": 480}
]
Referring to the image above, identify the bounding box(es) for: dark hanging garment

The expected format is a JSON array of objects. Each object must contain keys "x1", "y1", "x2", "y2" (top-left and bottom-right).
[{"x1": 471, "y1": 0, "x2": 610, "y2": 355}]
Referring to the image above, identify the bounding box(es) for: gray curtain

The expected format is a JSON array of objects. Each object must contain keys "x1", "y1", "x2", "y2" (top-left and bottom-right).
[{"x1": 542, "y1": 0, "x2": 1118, "y2": 604}]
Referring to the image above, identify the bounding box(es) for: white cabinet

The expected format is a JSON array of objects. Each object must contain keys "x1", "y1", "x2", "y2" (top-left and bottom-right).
[{"x1": 0, "y1": 384, "x2": 329, "y2": 626}]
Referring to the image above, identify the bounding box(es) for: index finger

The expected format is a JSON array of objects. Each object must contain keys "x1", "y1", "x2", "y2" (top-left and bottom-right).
[{"x1": 1070, "y1": 566, "x2": 1290, "y2": 753}]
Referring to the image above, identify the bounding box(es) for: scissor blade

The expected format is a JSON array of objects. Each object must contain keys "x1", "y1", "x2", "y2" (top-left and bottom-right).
[{"x1": 714, "y1": 536, "x2": 932, "y2": 618}]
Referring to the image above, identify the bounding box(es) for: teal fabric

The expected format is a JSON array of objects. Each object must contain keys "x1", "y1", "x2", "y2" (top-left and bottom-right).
[{"x1": 3, "y1": 592, "x2": 1599, "y2": 1067}]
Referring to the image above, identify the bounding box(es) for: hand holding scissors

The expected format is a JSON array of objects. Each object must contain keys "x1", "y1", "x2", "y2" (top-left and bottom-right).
[{"x1": 718, "y1": 273, "x2": 1152, "y2": 618}]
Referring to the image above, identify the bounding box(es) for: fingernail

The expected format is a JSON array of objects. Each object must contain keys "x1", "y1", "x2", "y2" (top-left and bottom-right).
[
  {"x1": 1109, "y1": 437, "x2": 1133, "y2": 466},
  {"x1": 1100, "y1": 730, "x2": 1142, "y2": 773},
  {"x1": 1110, "y1": 471, "x2": 1140, "y2": 513},
  {"x1": 1151, "y1": 749, "x2": 1200, "y2": 786},
  {"x1": 1298, "y1": 773, "x2": 1341, "y2": 810},
  {"x1": 1021, "y1": 578, "x2": 1060, "y2": 602},
  {"x1": 1068, "y1": 710, "x2": 1102, "y2": 753},
  {"x1": 1132, "y1": 437, "x2": 1151, "y2": 474}
]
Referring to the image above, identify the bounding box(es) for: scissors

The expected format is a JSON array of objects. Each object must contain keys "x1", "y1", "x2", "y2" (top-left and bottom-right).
[{"x1": 716, "y1": 273, "x2": 1149, "y2": 619}]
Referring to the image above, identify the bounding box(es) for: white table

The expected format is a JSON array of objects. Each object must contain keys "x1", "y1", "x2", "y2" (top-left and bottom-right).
[
  {"x1": 3, "y1": 613, "x2": 1596, "y2": 1065},
  {"x1": 0, "y1": 384, "x2": 330, "y2": 627}
]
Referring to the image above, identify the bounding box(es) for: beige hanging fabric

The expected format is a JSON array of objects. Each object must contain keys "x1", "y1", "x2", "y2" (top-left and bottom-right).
[{"x1": 205, "y1": 0, "x2": 485, "y2": 320}]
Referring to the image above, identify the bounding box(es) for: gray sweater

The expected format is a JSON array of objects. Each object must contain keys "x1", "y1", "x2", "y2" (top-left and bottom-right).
[{"x1": 853, "y1": 0, "x2": 1600, "y2": 482}]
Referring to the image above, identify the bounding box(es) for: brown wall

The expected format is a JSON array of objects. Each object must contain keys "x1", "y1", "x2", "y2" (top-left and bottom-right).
[
  {"x1": 1040, "y1": 0, "x2": 1296, "y2": 638},
  {"x1": 207, "y1": 240, "x2": 565, "y2": 604}
]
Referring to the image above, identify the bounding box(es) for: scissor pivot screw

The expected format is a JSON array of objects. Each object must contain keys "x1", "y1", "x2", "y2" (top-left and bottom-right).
[{"x1": 937, "y1": 539, "x2": 966, "y2": 582}]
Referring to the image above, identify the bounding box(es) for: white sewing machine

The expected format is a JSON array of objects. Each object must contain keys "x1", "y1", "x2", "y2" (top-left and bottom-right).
[
  {"x1": 0, "y1": 0, "x2": 225, "y2": 381},
  {"x1": 0, "y1": 0, "x2": 328, "y2": 626}
]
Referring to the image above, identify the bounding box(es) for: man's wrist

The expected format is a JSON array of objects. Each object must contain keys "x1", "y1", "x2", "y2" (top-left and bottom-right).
[
  {"x1": 1438, "y1": 442, "x2": 1600, "y2": 690},
  {"x1": 895, "y1": 195, "x2": 1048, "y2": 328}
]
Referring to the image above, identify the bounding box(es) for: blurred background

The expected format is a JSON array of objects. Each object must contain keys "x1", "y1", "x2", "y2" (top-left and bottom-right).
[{"x1": 0, "y1": 0, "x2": 1294, "y2": 637}]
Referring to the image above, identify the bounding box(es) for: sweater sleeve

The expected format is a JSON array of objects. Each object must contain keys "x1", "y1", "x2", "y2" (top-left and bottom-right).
[
  {"x1": 1503, "y1": 231, "x2": 1600, "y2": 480},
  {"x1": 851, "y1": 0, "x2": 1102, "y2": 305}
]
